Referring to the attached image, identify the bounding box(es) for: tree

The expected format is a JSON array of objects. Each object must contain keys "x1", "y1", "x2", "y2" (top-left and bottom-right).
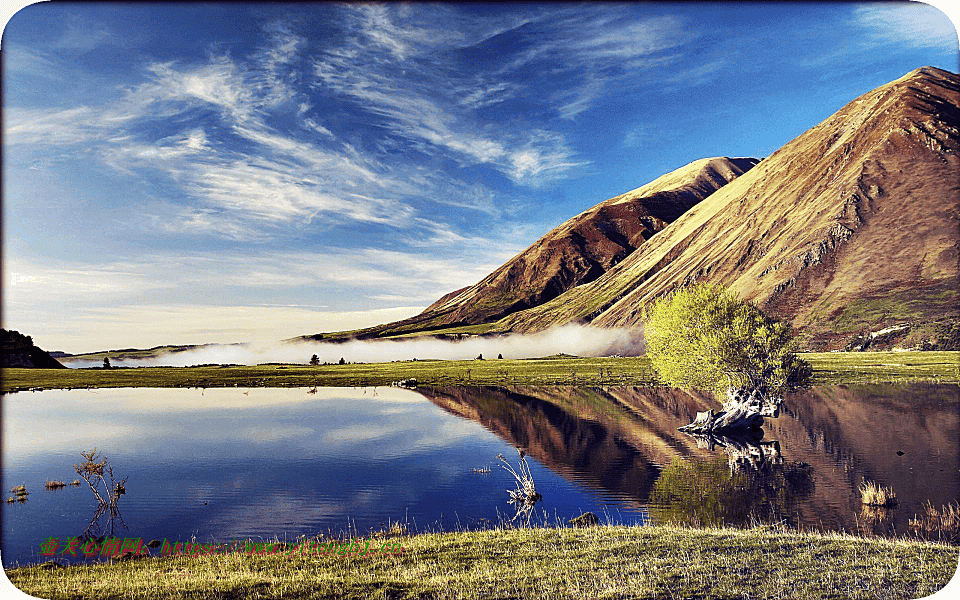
[
  {"x1": 74, "y1": 449, "x2": 127, "y2": 540},
  {"x1": 643, "y1": 283, "x2": 809, "y2": 399},
  {"x1": 309, "y1": 354, "x2": 320, "y2": 366},
  {"x1": 103, "y1": 357, "x2": 111, "y2": 369}
]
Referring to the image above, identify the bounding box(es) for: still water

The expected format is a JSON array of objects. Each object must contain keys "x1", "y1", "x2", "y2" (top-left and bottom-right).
[{"x1": 2, "y1": 383, "x2": 957, "y2": 566}]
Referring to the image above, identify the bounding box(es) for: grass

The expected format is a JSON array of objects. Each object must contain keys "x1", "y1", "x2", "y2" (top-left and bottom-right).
[
  {"x1": 1, "y1": 355, "x2": 660, "y2": 393},
  {"x1": 5, "y1": 524, "x2": 957, "y2": 599},
  {"x1": 2, "y1": 351, "x2": 958, "y2": 393},
  {"x1": 859, "y1": 480, "x2": 898, "y2": 507}
]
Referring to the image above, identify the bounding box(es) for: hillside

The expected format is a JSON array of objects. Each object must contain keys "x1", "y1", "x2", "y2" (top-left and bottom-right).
[
  {"x1": 493, "y1": 67, "x2": 960, "y2": 350},
  {"x1": 303, "y1": 156, "x2": 757, "y2": 341},
  {"x1": 0, "y1": 329, "x2": 66, "y2": 369}
]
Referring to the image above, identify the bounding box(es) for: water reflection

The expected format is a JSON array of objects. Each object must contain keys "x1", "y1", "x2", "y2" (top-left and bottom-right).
[
  {"x1": 417, "y1": 383, "x2": 959, "y2": 538},
  {"x1": 649, "y1": 434, "x2": 814, "y2": 528},
  {"x1": 3, "y1": 387, "x2": 640, "y2": 566},
  {"x1": 2, "y1": 383, "x2": 955, "y2": 567}
]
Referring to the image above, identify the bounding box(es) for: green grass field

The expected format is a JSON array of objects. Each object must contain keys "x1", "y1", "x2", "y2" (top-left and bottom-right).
[
  {"x1": 5, "y1": 524, "x2": 957, "y2": 599},
  {"x1": 2, "y1": 351, "x2": 957, "y2": 393}
]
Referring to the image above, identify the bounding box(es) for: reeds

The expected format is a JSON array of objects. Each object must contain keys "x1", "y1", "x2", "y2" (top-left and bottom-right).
[
  {"x1": 859, "y1": 479, "x2": 898, "y2": 507},
  {"x1": 45, "y1": 480, "x2": 67, "y2": 490},
  {"x1": 909, "y1": 501, "x2": 960, "y2": 543}
]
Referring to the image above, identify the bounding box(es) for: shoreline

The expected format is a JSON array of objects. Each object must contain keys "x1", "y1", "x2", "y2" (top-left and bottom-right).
[{"x1": 2, "y1": 351, "x2": 958, "y2": 393}]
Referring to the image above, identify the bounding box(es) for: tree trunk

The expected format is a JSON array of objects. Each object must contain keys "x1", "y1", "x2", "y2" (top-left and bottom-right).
[
  {"x1": 682, "y1": 431, "x2": 783, "y2": 475},
  {"x1": 678, "y1": 387, "x2": 781, "y2": 434}
]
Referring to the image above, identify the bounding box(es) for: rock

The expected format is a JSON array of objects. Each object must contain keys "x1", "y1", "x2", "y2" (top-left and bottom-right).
[{"x1": 568, "y1": 512, "x2": 600, "y2": 528}]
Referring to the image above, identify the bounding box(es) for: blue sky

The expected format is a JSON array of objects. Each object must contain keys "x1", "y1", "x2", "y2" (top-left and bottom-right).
[{"x1": 2, "y1": 1, "x2": 958, "y2": 353}]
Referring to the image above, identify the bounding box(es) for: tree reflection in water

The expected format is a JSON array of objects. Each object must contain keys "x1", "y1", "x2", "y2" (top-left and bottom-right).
[{"x1": 649, "y1": 433, "x2": 813, "y2": 529}]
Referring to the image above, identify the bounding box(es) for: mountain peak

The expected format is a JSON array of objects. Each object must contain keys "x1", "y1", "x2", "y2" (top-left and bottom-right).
[{"x1": 497, "y1": 67, "x2": 959, "y2": 350}]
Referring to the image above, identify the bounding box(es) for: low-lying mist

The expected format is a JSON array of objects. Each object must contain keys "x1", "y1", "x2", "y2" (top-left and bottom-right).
[{"x1": 69, "y1": 325, "x2": 645, "y2": 368}]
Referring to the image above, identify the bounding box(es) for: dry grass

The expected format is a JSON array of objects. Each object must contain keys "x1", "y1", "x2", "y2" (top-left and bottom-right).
[
  {"x1": 910, "y1": 501, "x2": 960, "y2": 544},
  {"x1": 6, "y1": 524, "x2": 958, "y2": 600},
  {"x1": 859, "y1": 480, "x2": 898, "y2": 507}
]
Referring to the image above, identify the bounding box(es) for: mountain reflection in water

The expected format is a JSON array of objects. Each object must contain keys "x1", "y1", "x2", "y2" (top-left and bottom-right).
[{"x1": 417, "y1": 384, "x2": 958, "y2": 539}]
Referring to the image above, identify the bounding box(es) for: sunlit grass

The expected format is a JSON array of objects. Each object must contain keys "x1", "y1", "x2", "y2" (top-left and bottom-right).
[
  {"x1": 5, "y1": 524, "x2": 957, "y2": 599},
  {"x1": 3, "y1": 351, "x2": 957, "y2": 393}
]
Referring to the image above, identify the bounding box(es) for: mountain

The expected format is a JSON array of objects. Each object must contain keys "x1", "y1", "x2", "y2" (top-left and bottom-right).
[
  {"x1": 491, "y1": 66, "x2": 960, "y2": 350},
  {"x1": 0, "y1": 329, "x2": 67, "y2": 368},
  {"x1": 303, "y1": 156, "x2": 757, "y2": 341}
]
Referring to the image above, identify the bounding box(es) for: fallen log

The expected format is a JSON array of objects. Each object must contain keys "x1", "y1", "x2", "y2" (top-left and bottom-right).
[{"x1": 678, "y1": 387, "x2": 781, "y2": 434}]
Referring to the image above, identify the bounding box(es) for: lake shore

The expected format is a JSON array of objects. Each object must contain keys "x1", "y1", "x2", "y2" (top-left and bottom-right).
[
  {"x1": 5, "y1": 524, "x2": 958, "y2": 599},
  {"x1": 2, "y1": 351, "x2": 958, "y2": 393}
]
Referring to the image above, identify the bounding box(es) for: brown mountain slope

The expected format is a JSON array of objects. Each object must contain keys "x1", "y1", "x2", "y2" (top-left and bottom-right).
[
  {"x1": 419, "y1": 157, "x2": 758, "y2": 324},
  {"x1": 496, "y1": 66, "x2": 960, "y2": 350},
  {"x1": 309, "y1": 156, "x2": 756, "y2": 340}
]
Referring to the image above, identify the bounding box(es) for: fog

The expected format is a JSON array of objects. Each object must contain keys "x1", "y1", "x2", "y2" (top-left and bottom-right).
[{"x1": 68, "y1": 325, "x2": 645, "y2": 368}]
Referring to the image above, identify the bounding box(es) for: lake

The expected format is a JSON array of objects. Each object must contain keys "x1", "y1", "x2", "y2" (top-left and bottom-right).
[{"x1": 2, "y1": 383, "x2": 957, "y2": 566}]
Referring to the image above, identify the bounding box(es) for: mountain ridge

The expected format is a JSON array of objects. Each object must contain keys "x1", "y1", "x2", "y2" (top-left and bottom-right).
[
  {"x1": 489, "y1": 66, "x2": 959, "y2": 350},
  {"x1": 302, "y1": 155, "x2": 758, "y2": 341}
]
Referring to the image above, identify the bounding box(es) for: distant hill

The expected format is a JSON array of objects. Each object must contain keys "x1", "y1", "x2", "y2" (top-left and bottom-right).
[
  {"x1": 0, "y1": 329, "x2": 67, "y2": 368},
  {"x1": 55, "y1": 344, "x2": 206, "y2": 365},
  {"x1": 493, "y1": 66, "x2": 959, "y2": 350},
  {"x1": 301, "y1": 156, "x2": 757, "y2": 341}
]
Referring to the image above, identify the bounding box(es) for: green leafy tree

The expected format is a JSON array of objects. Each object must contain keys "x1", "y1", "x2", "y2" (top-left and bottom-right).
[
  {"x1": 643, "y1": 283, "x2": 810, "y2": 397},
  {"x1": 309, "y1": 354, "x2": 320, "y2": 366}
]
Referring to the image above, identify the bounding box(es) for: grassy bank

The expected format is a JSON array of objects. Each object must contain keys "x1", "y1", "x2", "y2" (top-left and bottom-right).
[
  {"x1": 6, "y1": 524, "x2": 958, "y2": 599},
  {"x1": 2, "y1": 351, "x2": 957, "y2": 393}
]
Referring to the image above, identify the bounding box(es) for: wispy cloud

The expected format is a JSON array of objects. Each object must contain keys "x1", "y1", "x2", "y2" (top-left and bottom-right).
[
  {"x1": 311, "y1": 5, "x2": 598, "y2": 186},
  {"x1": 6, "y1": 42, "x2": 418, "y2": 233},
  {"x1": 52, "y1": 19, "x2": 115, "y2": 52},
  {"x1": 853, "y1": 3, "x2": 958, "y2": 51}
]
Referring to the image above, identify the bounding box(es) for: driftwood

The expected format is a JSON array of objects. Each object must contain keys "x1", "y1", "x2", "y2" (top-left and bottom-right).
[{"x1": 679, "y1": 387, "x2": 781, "y2": 435}]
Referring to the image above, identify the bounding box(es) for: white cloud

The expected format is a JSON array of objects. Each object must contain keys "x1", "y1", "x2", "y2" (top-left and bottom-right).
[
  {"x1": 507, "y1": 131, "x2": 586, "y2": 185},
  {"x1": 311, "y1": 5, "x2": 598, "y2": 187},
  {"x1": 5, "y1": 46, "x2": 421, "y2": 233}
]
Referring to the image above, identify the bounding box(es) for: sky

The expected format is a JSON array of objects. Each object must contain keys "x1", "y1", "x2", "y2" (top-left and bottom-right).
[{"x1": 2, "y1": 1, "x2": 958, "y2": 354}]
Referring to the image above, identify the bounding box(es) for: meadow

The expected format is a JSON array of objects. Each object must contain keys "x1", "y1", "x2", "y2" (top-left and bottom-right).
[
  {"x1": 2, "y1": 351, "x2": 958, "y2": 393},
  {"x1": 6, "y1": 524, "x2": 958, "y2": 599}
]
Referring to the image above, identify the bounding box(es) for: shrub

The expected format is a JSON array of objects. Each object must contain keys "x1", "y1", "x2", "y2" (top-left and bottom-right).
[{"x1": 643, "y1": 283, "x2": 810, "y2": 397}]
